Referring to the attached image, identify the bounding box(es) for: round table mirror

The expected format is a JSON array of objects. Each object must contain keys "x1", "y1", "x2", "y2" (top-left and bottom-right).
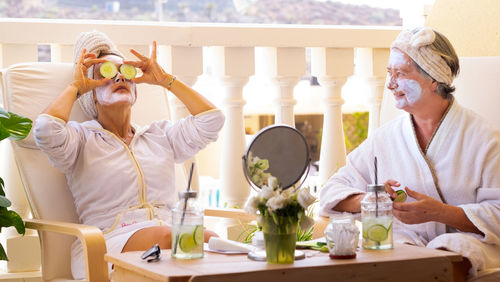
[{"x1": 242, "y1": 124, "x2": 311, "y2": 191}]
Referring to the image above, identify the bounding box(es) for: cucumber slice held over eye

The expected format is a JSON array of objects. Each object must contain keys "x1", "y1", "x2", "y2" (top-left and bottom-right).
[
  {"x1": 99, "y1": 62, "x2": 118, "y2": 79},
  {"x1": 120, "y1": 64, "x2": 137, "y2": 80}
]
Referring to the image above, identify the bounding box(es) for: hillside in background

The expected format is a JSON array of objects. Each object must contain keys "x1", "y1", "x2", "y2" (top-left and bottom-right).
[{"x1": 0, "y1": 0, "x2": 402, "y2": 25}]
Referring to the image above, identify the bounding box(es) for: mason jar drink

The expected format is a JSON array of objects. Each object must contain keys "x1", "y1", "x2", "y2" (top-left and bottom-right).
[
  {"x1": 361, "y1": 184, "x2": 393, "y2": 250},
  {"x1": 172, "y1": 191, "x2": 204, "y2": 259}
]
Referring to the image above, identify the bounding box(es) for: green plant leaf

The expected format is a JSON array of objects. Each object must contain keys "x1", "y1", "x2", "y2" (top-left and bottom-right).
[
  {"x1": 0, "y1": 243, "x2": 7, "y2": 261},
  {"x1": 0, "y1": 177, "x2": 4, "y2": 196},
  {"x1": 0, "y1": 209, "x2": 25, "y2": 235},
  {"x1": 0, "y1": 196, "x2": 11, "y2": 208},
  {"x1": 0, "y1": 107, "x2": 33, "y2": 141}
]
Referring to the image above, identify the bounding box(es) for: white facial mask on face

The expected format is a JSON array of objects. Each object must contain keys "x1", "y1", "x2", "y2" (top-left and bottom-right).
[
  {"x1": 95, "y1": 82, "x2": 135, "y2": 106},
  {"x1": 394, "y1": 78, "x2": 422, "y2": 109},
  {"x1": 388, "y1": 50, "x2": 408, "y2": 68}
]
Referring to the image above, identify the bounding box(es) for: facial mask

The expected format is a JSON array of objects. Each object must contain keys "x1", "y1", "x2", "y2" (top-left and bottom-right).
[
  {"x1": 388, "y1": 50, "x2": 408, "y2": 68},
  {"x1": 96, "y1": 83, "x2": 135, "y2": 106},
  {"x1": 394, "y1": 78, "x2": 422, "y2": 109}
]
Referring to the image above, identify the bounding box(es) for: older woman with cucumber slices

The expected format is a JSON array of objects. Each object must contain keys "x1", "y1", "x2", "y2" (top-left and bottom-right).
[
  {"x1": 33, "y1": 31, "x2": 224, "y2": 280},
  {"x1": 319, "y1": 27, "x2": 500, "y2": 281}
]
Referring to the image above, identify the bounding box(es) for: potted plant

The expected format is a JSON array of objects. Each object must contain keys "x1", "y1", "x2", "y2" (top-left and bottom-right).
[{"x1": 0, "y1": 106, "x2": 32, "y2": 260}]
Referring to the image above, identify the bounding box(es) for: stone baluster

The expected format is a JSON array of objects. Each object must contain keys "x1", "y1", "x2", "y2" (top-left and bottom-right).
[
  {"x1": 356, "y1": 48, "x2": 390, "y2": 136},
  {"x1": 311, "y1": 48, "x2": 354, "y2": 185},
  {"x1": 50, "y1": 44, "x2": 73, "y2": 63},
  {"x1": 256, "y1": 47, "x2": 305, "y2": 126},
  {"x1": 157, "y1": 45, "x2": 203, "y2": 191},
  {"x1": 210, "y1": 46, "x2": 254, "y2": 208}
]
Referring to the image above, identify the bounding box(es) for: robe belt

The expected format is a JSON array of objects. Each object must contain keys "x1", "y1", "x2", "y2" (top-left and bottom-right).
[{"x1": 103, "y1": 201, "x2": 166, "y2": 234}]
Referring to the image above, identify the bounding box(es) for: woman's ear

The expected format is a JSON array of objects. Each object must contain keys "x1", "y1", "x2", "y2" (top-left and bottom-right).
[{"x1": 431, "y1": 79, "x2": 439, "y2": 93}]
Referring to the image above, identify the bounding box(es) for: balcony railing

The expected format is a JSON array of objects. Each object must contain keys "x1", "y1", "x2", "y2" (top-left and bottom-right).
[{"x1": 0, "y1": 18, "x2": 400, "y2": 209}]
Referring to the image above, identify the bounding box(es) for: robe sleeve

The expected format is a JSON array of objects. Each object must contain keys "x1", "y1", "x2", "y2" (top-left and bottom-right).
[
  {"x1": 33, "y1": 114, "x2": 84, "y2": 174},
  {"x1": 319, "y1": 136, "x2": 375, "y2": 217},
  {"x1": 162, "y1": 109, "x2": 225, "y2": 163},
  {"x1": 458, "y1": 132, "x2": 500, "y2": 245}
]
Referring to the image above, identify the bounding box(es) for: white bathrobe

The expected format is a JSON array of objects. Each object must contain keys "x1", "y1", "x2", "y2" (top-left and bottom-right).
[
  {"x1": 320, "y1": 99, "x2": 500, "y2": 276},
  {"x1": 34, "y1": 109, "x2": 225, "y2": 280}
]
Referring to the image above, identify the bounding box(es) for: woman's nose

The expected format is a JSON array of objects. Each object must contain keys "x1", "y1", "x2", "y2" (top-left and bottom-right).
[
  {"x1": 114, "y1": 73, "x2": 125, "y2": 83},
  {"x1": 387, "y1": 76, "x2": 397, "y2": 90}
]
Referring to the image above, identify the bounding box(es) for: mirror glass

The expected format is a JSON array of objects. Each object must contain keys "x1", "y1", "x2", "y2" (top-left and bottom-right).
[{"x1": 242, "y1": 125, "x2": 311, "y2": 190}]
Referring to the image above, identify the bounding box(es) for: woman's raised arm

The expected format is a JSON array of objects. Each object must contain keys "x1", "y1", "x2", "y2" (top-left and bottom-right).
[
  {"x1": 42, "y1": 49, "x2": 109, "y2": 122},
  {"x1": 125, "y1": 41, "x2": 215, "y2": 116}
]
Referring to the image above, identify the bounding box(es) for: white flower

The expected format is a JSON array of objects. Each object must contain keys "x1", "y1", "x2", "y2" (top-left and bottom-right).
[
  {"x1": 299, "y1": 215, "x2": 315, "y2": 230},
  {"x1": 244, "y1": 195, "x2": 260, "y2": 214},
  {"x1": 266, "y1": 194, "x2": 288, "y2": 211},
  {"x1": 297, "y1": 188, "x2": 316, "y2": 209},
  {"x1": 259, "y1": 185, "x2": 276, "y2": 200},
  {"x1": 267, "y1": 176, "x2": 277, "y2": 189}
]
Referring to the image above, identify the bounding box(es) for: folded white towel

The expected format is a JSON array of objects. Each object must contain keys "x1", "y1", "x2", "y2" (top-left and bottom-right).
[{"x1": 208, "y1": 237, "x2": 255, "y2": 253}]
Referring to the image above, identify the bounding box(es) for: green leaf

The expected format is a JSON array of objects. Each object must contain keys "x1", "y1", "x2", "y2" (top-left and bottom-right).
[
  {"x1": 0, "y1": 107, "x2": 33, "y2": 141},
  {"x1": 0, "y1": 177, "x2": 4, "y2": 196},
  {"x1": 0, "y1": 196, "x2": 11, "y2": 208},
  {"x1": 0, "y1": 209, "x2": 25, "y2": 235},
  {"x1": 0, "y1": 243, "x2": 7, "y2": 261}
]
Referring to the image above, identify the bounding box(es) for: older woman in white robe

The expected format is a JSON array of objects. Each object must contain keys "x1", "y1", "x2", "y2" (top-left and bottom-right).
[
  {"x1": 34, "y1": 31, "x2": 224, "y2": 280},
  {"x1": 320, "y1": 27, "x2": 500, "y2": 281}
]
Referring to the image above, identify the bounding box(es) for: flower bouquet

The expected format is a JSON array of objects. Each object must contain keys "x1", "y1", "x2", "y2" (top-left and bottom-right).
[{"x1": 244, "y1": 154, "x2": 316, "y2": 264}]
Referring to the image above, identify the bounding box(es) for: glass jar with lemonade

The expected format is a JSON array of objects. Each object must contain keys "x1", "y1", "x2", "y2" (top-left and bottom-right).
[
  {"x1": 172, "y1": 191, "x2": 204, "y2": 259},
  {"x1": 361, "y1": 184, "x2": 393, "y2": 250}
]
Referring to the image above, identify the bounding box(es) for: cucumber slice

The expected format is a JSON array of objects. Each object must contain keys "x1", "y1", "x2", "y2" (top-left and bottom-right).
[
  {"x1": 367, "y1": 224, "x2": 388, "y2": 242},
  {"x1": 99, "y1": 62, "x2": 118, "y2": 79},
  {"x1": 392, "y1": 190, "x2": 407, "y2": 203},
  {"x1": 120, "y1": 64, "x2": 137, "y2": 80},
  {"x1": 193, "y1": 225, "x2": 204, "y2": 245},
  {"x1": 179, "y1": 233, "x2": 196, "y2": 252}
]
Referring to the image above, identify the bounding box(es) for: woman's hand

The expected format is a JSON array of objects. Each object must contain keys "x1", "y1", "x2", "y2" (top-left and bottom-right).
[
  {"x1": 392, "y1": 187, "x2": 446, "y2": 224},
  {"x1": 384, "y1": 179, "x2": 400, "y2": 199},
  {"x1": 125, "y1": 41, "x2": 170, "y2": 86},
  {"x1": 72, "y1": 49, "x2": 110, "y2": 95}
]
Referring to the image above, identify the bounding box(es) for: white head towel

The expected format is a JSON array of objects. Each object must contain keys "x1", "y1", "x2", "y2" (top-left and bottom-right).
[
  {"x1": 73, "y1": 30, "x2": 124, "y2": 119},
  {"x1": 391, "y1": 27, "x2": 454, "y2": 85}
]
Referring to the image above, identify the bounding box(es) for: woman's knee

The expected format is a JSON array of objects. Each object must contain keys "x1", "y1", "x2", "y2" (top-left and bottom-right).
[{"x1": 204, "y1": 229, "x2": 218, "y2": 243}]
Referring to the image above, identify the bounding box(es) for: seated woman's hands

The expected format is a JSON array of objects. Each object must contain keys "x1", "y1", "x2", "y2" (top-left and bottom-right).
[
  {"x1": 72, "y1": 49, "x2": 110, "y2": 95},
  {"x1": 126, "y1": 41, "x2": 172, "y2": 87},
  {"x1": 384, "y1": 179, "x2": 446, "y2": 225}
]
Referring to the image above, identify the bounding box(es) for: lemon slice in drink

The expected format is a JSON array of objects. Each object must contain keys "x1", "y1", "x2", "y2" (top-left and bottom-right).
[
  {"x1": 179, "y1": 233, "x2": 197, "y2": 252},
  {"x1": 392, "y1": 190, "x2": 407, "y2": 203},
  {"x1": 99, "y1": 62, "x2": 118, "y2": 79},
  {"x1": 119, "y1": 64, "x2": 137, "y2": 80},
  {"x1": 367, "y1": 224, "x2": 388, "y2": 242},
  {"x1": 193, "y1": 225, "x2": 204, "y2": 245}
]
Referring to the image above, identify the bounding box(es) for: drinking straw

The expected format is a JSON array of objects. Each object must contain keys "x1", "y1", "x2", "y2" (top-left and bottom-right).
[
  {"x1": 173, "y1": 162, "x2": 195, "y2": 255},
  {"x1": 374, "y1": 157, "x2": 378, "y2": 217}
]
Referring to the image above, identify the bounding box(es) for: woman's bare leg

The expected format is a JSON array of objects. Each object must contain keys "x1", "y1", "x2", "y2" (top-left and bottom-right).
[{"x1": 122, "y1": 226, "x2": 218, "y2": 252}]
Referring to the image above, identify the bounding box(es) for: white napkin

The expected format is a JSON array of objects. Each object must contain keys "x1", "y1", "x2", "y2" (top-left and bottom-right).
[{"x1": 207, "y1": 237, "x2": 255, "y2": 253}]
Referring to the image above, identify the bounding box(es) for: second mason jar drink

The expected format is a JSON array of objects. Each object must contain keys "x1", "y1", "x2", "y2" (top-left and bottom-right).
[
  {"x1": 361, "y1": 184, "x2": 393, "y2": 250},
  {"x1": 172, "y1": 191, "x2": 204, "y2": 259}
]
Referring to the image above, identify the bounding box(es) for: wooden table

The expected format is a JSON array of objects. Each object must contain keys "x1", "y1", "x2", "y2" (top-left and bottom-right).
[{"x1": 105, "y1": 243, "x2": 462, "y2": 282}]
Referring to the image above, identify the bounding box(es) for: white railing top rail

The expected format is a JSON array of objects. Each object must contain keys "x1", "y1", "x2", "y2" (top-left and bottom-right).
[{"x1": 0, "y1": 18, "x2": 401, "y2": 48}]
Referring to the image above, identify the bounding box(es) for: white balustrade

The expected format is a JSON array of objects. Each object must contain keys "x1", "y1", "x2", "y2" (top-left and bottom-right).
[
  {"x1": 158, "y1": 45, "x2": 204, "y2": 191},
  {"x1": 257, "y1": 47, "x2": 305, "y2": 126},
  {"x1": 311, "y1": 47, "x2": 354, "y2": 185},
  {"x1": 356, "y1": 48, "x2": 390, "y2": 136},
  {"x1": 210, "y1": 46, "x2": 255, "y2": 208}
]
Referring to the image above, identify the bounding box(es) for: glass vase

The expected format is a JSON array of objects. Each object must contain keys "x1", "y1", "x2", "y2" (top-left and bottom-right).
[{"x1": 261, "y1": 215, "x2": 298, "y2": 264}]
